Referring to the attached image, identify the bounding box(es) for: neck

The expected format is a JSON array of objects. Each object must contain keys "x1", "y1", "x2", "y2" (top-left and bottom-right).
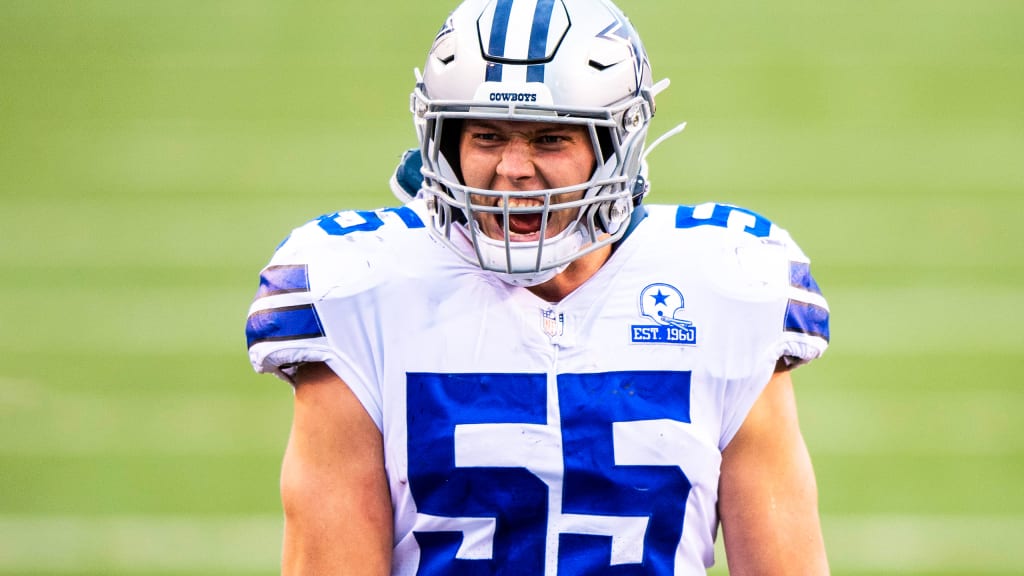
[{"x1": 526, "y1": 243, "x2": 613, "y2": 302}]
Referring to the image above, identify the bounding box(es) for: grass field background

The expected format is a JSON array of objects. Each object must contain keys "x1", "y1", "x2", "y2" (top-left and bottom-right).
[{"x1": 1, "y1": 0, "x2": 1022, "y2": 574}]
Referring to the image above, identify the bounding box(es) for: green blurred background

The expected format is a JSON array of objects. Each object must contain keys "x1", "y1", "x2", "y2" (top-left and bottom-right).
[{"x1": 1, "y1": 0, "x2": 1022, "y2": 574}]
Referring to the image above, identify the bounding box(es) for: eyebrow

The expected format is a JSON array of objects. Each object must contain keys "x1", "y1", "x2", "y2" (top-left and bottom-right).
[{"x1": 463, "y1": 120, "x2": 502, "y2": 131}]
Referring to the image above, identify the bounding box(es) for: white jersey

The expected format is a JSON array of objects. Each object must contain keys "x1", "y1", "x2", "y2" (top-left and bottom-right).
[{"x1": 246, "y1": 200, "x2": 829, "y2": 575}]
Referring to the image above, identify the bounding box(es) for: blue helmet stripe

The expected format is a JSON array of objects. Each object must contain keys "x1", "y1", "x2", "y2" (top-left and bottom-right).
[
  {"x1": 486, "y1": 62, "x2": 504, "y2": 82},
  {"x1": 486, "y1": 0, "x2": 515, "y2": 81},
  {"x1": 527, "y1": 64, "x2": 545, "y2": 82},
  {"x1": 526, "y1": 0, "x2": 556, "y2": 82},
  {"x1": 528, "y1": 0, "x2": 556, "y2": 59},
  {"x1": 488, "y1": 0, "x2": 515, "y2": 57}
]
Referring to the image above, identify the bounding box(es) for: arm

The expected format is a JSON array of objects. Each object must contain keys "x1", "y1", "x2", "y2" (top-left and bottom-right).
[
  {"x1": 280, "y1": 362, "x2": 393, "y2": 576},
  {"x1": 718, "y1": 366, "x2": 829, "y2": 575}
]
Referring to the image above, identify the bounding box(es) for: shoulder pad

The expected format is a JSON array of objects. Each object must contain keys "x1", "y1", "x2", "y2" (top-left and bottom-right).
[
  {"x1": 246, "y1": 202, "x2": 433, "y2": 355},
  {"x1": 668, "y1": 201, "x2": 810, "y2": 262},
  {"x1": 656, "y1": 202, "x2": 829, "y2": 340}
]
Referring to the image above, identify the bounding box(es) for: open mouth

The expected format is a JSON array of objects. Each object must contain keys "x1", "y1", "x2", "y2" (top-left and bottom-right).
[
  {"x1": 504, "y1": 212, "x2": 545, "y2": 235},
  {"x1": 497, "y1": 198, "x2": 547, "y2": 239}
]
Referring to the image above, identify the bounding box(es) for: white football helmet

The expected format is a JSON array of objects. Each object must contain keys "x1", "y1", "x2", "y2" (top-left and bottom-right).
[{"x1": 410, "y1": 0, "x2": 663, "y2": 286}]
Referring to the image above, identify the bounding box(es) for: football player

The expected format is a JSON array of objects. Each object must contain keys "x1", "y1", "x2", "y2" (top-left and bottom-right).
[{"x1": 246, "y1": 0, "x2": 831, "y2": 574}]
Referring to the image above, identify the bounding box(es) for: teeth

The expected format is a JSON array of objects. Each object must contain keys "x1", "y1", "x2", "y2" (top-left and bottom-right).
[
  {"x1": 501, "y1": 197, "x2": 544, "y2": 209},
  {"x1": 501, "y1": 198, "x2": 548, "y2": 214},
  {"x1": 510, "y1": 198, "x2": 542, "y2": 206}
]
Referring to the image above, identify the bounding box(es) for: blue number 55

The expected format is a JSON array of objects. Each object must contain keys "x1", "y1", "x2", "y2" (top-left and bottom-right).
[{"x1": 407, "y1": 371, "x2": 693, "y2": 575}]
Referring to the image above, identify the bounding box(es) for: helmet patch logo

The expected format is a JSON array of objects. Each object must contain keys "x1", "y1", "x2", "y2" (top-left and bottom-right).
[{"x1": 631, "y1": 283, "x2": 698, "y2": 345}]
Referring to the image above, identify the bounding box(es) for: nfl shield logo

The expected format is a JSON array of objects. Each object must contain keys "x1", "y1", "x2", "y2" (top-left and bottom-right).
[{"x1": 541, "y1": 308, "x2": 564, "y2": 338}]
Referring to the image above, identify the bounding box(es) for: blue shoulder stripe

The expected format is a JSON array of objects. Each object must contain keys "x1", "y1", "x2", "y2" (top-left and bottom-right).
[
  {"x1": 789, "y1": 262, "x2": 822, "y2": 296},
  {"x1": 246, "y1": 304, "x2": 325, "y2": 348},
  {"x1": 255, "y1": 264, "x2": 310, "y2": 299},
  {"x1": 784, "y1": 300, "x2": 830, "y2": 342}
]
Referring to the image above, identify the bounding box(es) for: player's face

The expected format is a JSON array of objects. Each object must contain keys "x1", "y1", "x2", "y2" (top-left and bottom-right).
[{"x1": 459, "y1": 119, "x2": 596, "y2": 242}]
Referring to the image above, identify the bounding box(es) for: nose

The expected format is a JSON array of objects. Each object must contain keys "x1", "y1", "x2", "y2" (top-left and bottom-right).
[{"x1": 495, "y1": 139, "x2": 535, "y2": 183}]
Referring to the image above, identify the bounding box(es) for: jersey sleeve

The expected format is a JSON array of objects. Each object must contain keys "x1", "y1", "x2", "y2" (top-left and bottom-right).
[
  {"x1": 244, "y1": 257, "x2": 338, "y2": 382},
  {"x1": 770, "y1": 225, "x2": 831, "y2": 368},
  {"x1": 677, "y1": 203, "x2": 830, "y2": 448},
  {"x1": 244, "y1": 205, "x2": 430, "y2": 429}
]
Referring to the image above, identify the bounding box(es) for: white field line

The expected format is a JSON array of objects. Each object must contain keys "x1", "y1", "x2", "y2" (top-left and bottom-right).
[{"x1": 1, "y1": 515, "x2": 1023, "y2": 573}]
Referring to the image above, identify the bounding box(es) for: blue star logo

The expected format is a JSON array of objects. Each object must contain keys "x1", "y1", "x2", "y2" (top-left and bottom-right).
[{"x1": 651, "y1": 289, "x2": 669, "y2": 306}]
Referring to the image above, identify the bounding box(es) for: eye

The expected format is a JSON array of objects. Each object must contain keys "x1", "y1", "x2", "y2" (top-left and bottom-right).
[
  {"x1": 469, "y1": 131, "x2": 505, "y2": 148},
  {"x1": 534, "y1": 134, "x2": 571, "y2": 149}
]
